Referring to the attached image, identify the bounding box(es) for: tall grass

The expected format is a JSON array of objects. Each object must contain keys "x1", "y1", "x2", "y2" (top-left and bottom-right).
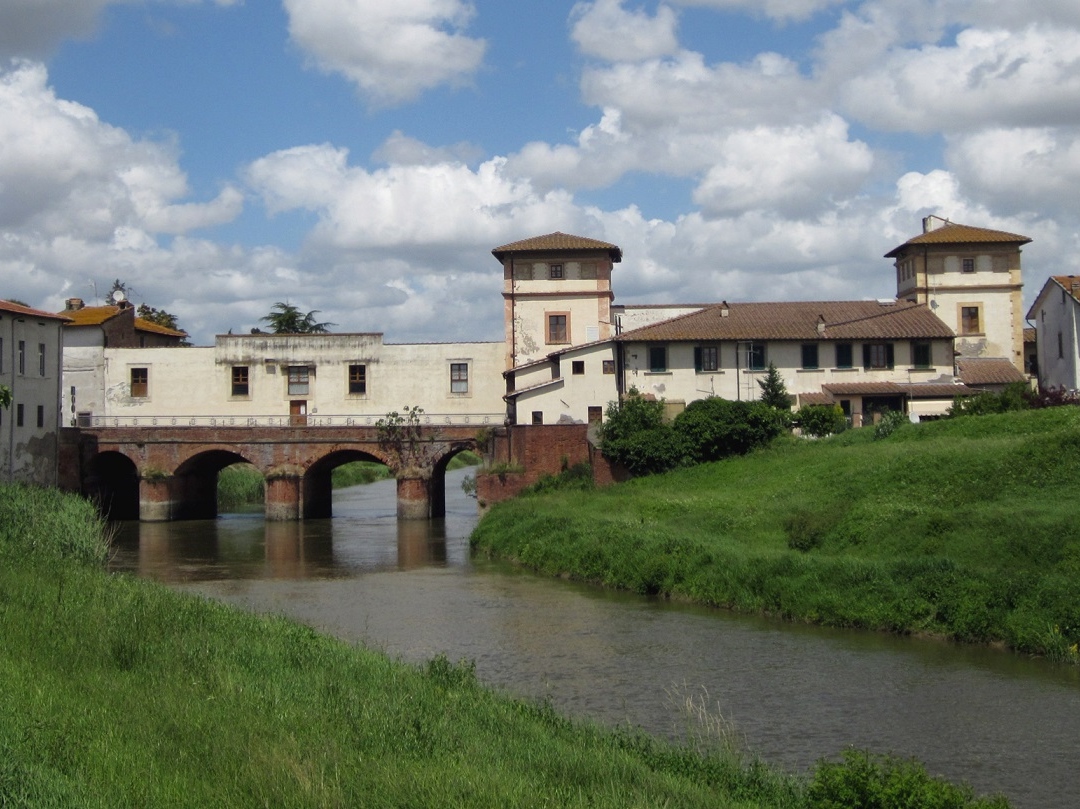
[
  {"x1": 0, "y1": 484, "x2": 1007, "y2": 807},
  {"x1": 472, "y1": 408, "x2": 1080, "y2": 661}
]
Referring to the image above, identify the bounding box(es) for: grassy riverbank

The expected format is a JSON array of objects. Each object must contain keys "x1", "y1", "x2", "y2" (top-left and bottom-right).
[
  {"x1": 472, "y1": 407, "x2": 1080, "y2": 661},
  {"x1": 0, "y1": 485, "x2": 1008, "y2": 807}
]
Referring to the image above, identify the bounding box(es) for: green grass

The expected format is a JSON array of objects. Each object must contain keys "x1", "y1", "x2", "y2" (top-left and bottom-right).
[
  {"x1": 471, "y1": 408, "x2": 1080, "y2": 661},
  {"x1": 0, "y1": 484, "x2": 1008, "y2": 807},
  {"x1": 218, "y1": 452, "x2": 482, "y2": 510}
]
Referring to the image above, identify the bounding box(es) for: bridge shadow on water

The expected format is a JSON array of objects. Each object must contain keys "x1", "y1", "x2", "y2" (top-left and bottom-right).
[{"x1": 107, "y1": 469, "x2": 479, "y2": 582}]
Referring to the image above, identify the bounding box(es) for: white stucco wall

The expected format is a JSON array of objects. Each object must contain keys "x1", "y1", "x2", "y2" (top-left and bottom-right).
[
  {"x1": 1030, "y1": 281, "x2": 1080, "y2": 391},
  {"x1": 511, "y1": 342, "x2": 619, "y2": 425},
  {"x1": 90, "y1": 336, "x2": 506, "y2": 423}
]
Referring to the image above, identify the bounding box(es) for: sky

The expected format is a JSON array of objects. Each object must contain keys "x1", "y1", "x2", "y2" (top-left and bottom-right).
[{"x1": 2, "y1": 0, "x2": 1080, "y2": 345}]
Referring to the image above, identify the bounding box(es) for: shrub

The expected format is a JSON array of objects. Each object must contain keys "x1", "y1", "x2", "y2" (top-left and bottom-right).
[
  {"x1": 796, "y1": 404, "x2": 847, "y2": 438},
  {"x1": 873, "y1": 409, "x2": 908, "y2": 439},
  {"x1": 599, "y1": 390, "x2": 688, "y2": 475},
  {"x1": 808, "y1": 749, "x2": 1009, "y2": 808},
  {"x1": 674, "y1": 397, "x2": 787, "y2": 463}
]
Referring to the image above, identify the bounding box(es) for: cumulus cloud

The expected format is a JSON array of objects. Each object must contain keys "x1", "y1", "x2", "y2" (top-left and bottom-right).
[
  {"x1": 283, "y1": 0, "x2": 487, "y2": 106},
  {"x1": 946, "y1": 127, "x2": 1080, "y2": 213},
  {"x1": 691, "y1": 116, "x2": 874, "y2": 218},
  {"x1": 837, "y1": 25, "x2": 1080, "y2": 133},
  {"x1": 570, "y1": 0, "x2": 680, "y2": 62}
]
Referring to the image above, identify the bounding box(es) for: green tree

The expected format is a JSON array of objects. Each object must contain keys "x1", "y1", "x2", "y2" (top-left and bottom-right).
[
  {"x1": 260, "y1": 302, "x2": 335, "y2": 334},
  {"x1": 673, "y1": 397, "x2": 787, "y2": 462},
  {"x1": 757, "y1": 362, "x2": 792, "y2": 411},
  {"x1": 0, "y1": 385, "x2": 11, "y2": 409}
]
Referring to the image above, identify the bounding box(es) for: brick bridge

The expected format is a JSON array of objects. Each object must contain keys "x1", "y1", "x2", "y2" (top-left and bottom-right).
[{"x1": 61, "y1": 421, "x2": 491, "y2": 522}]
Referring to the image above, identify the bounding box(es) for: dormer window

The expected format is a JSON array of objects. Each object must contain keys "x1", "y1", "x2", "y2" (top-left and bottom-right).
[{"x1": 549, "y1": 264, "x2": 563, "y2": 279}]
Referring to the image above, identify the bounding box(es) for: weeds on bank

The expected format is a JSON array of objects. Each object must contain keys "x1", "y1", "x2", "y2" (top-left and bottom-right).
[{"x1": 472, "y1": 408, "x2": 1080, "y2": 660}]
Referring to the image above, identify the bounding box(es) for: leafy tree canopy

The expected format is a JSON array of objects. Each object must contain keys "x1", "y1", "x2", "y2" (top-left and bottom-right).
[
  {"x1": 260, "y1": 302, "x2": 335, "y2": 334},
  {"x1": 0, "y1": 385, "x2": 11, "y2": 409}
]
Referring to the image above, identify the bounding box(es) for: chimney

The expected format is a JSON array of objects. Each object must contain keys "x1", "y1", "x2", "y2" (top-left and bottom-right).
[
  {"x1": 922, "y1": 215, "x2": 949, "y2": 233},
  {"x1": 720, "y1": 301, "x2": 729, "y2": 317},
  {"x1": 817, "y1": 314, "x2": 826, "y2": 335},
  {"x1": 65, "y1": 298, "x2": 84, "y2": 311}
]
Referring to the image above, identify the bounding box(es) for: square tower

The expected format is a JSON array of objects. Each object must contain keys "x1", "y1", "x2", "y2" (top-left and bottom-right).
[
  {"x1": 886, "y1": 216, "x2": 1029, "y2": 371},
  {"x1": 492, "y1": 232, "x2": 622, "y2": 370}
]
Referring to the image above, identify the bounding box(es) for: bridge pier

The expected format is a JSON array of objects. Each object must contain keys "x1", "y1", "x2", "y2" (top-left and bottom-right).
[
  {"x1": 396, "y1": 476, "x2": 431, "y2": 520},
  {"x1": 139, "y1": 475, "x2": 175, "y2": 522},
  {"x1": 265, "y1": 473, "x2": 302, "y2": 521}
]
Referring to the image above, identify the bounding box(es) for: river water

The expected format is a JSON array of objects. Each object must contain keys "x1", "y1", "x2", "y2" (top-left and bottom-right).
[{"x1": 109, "y1": 469, "x2": 1080, "y2": 808}]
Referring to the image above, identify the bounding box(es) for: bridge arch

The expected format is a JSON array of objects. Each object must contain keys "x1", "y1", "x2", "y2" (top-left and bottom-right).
[
  {"x1": 87, "y1": 450, "x2": 140, "y2": 520},
  {"x1": 430, "y1": 442, "x2": 480, "y2": 518},
  {"x1": 170, "y1": 448, "x2": 256, "y2": 521},
  {"x1": 302, "y1": 448, "x2": 391, "y2": 519}
]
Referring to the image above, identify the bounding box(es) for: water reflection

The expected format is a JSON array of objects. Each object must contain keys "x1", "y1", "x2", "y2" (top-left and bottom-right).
[{"x1": 108, "y1": 469, "x2": 1079, "y2": 809}]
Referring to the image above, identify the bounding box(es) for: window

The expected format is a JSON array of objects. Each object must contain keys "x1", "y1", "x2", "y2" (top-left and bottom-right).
[
  {"x1": 694, "y1": 345, "x2": 719, "y2": 372},
  {"x1": 912, "y1": 342, "x2": 932, "y2": 369},
  {"x1": 287, "y1": 366, "x2": 309, "y2": 395},
  {"x1": 18, "y1": 340, "x2": 25, "y2": 374},
  {"x1": 863, "y1": 343, "x2": 895, "y2": 370},
  {"x1": 1059, "y1": 331, "x2": 1065, "y2": 359},
  {"x1": 747, "y1": 343, "x2": 766, "y2": 371},
  {"x1": 348, "y1": 364, "x2": 367, "y2": 395},
  {"x1": 450, "y1": 362, "x2": 469, "y2": 394},
  {"x1": 602, "y1": 360, "x2": 615, "y2": 374},
  {"x1": 648, "y1": 345, "x2": 667, "y2": 372},
  {"x1": 38, "y1": 343, "x2": 46, "y2": 376},
  {"x1": 36, "y1": 405, "x2": 44, "y2": 428},
  {"x1": 531, "y1": 410, "x2": 543, "y2": 425},
  {"x1": 801, "y1": 343, "x2": 819, "y2": 370},
  {"x1": 231, "y1": 365, "x2": 250, "y2": 397},
  {"x1": 960, "y1": 306, "x2": 981, "y2": 335},
  {"x1": 130, "y1": 367, "x2": 148, "y2": 398},
  {"x1": 16, "y1": 403, "x2": 24, "y2": 427},
  {"x1": 0, "y1": 337, "x2": 3, "y2": 372},
  {"x1": 547, "y1": 313, "x2": 568, "y2": 344},
  {"x1": 835, "y1": 343, "x2": 853, "y2": 369},
  {"x1": 572, "y1": 360, "x2": 585, "y2": 375},
  {"x1": 961, "y1": 257, "x2": 975, "y2": 273},
  {"x1": 549, "y1": 264, "x2": 563, "y2": 279},
  {"x1": 588, "y1": 406, "x2": 603, "y2": 424}
]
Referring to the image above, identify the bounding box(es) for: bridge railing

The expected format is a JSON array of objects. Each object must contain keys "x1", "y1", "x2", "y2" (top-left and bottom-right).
[{"x1": 77, "y1": 413, "x2": 505, "y2": 429}]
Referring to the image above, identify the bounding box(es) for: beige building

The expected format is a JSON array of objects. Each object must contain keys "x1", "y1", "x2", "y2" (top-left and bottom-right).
[
  {"x1": 1, "y1": 300, "x2": 70, "y2": 485},
  {"x1": 886, "y1": 216, "x2": 1029, "y2": 374},
  {"x1": 78, "y1": 333, "x2": 505, "y2": 428}
]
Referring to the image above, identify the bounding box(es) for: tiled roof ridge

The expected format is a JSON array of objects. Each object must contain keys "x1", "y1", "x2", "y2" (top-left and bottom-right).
[
  {"x1": 616, "y1": 303, "x2": 727, "y2": 340},
  {"x1": 885, "y1": 221, "x2": 1031, "y2": 256},
  {"x1": 492, "y1": 232, "x2": 622, "y2": 261},
  {"x1": 1, "y1": 299, "x2": 72, "y2": 321}
]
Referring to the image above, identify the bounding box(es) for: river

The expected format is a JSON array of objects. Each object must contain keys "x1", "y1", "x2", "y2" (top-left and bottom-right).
[{"x1": 109, "y1": 468, "x2": 1080, "y2": 808}]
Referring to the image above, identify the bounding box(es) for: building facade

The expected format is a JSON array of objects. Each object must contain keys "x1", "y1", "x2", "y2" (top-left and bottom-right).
[
  {"x1": 886, "y1": 216, "x2": 1029, "y2": 373},
  {"x1": 1026, "y1": 276, "x2": 1080, "y2": 392},
  {"x1": 1, "y1": 301, "x2": 70, "y2": 485}
]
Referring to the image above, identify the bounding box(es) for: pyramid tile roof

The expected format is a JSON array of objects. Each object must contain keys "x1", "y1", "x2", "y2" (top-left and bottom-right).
[
  {"x1": 492, "y1": 232, "x2": 622, "y2": 262},
  {"x1": 617, "y1": 300, "x2": 953, "y2": 343},
  {"x1": 885, "y1": 221, "x2": 1030, "y2": 257}
]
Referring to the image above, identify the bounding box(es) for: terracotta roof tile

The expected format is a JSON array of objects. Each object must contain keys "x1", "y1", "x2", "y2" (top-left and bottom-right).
[
  {"x1": 617, "y1": 300, "x2": 953, "y2": 343},
  {"x1": 0, "y1": 300, "x2": 71, "y2": 321},
  {"x1": 133, "y1": 317, "x2": 187, "y2": 337},
  {"x1": 60, "y1": 305, "x2": 186, "y2": 336},
  {"x1": 822, "y1": 382, "x2": 972, "y2": 398},
  {"x1": 885, "y1": 221, "x2": 1031, "y2": 257},
  {"x1": 955, "y1": 358, "x2": 1028, "y2": 387},
  {"x1": 492, "y1": 232, "x2": 622, "y2": 262}
]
